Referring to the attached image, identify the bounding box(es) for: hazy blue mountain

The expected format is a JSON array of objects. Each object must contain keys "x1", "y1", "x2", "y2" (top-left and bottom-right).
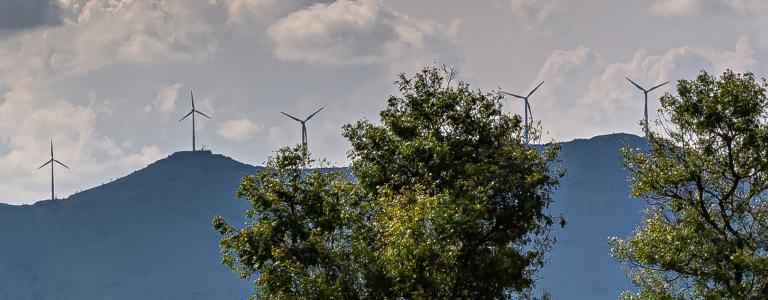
[
  {"x1": 0, "y1": 134, "x2": 646, "y2": 299},
  {"x1": 538, "y1": 133, "x2": 646, "y2": 299},
  {"x1": 0, "y1": 151, "x2": 257, "y2": 300}
]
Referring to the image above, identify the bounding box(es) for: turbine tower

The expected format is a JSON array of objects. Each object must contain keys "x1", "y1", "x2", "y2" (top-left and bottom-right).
[
  {"x1": 625, "y1": 77, "x2": 668, "y2": 136},
  {"x1": 281, "y1": 107, "x2": 324, "y2": 148},
  {"x1": 37, "y1": 141, "x2": 69, "y2": 201},
  {"x1": 179, "y1": 90, "x2": 212, "y2": 151},
  {"x1": 502, "y1": 81, "x2": 544, "y2": 144}
]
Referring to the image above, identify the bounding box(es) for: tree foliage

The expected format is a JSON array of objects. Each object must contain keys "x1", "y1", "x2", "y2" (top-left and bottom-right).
[
  {"x1": 214, "y1": 66, "x2": 563, "y2": 299},
  {"x1": 213, "y1": 147, "x2": 359, "y2": 299},
  {"x1": 342, "y1": 66, "x2": 563, "y2": 298},
  {"x1": 611, "y1": 70, "x2": 768, "y2": 299}
]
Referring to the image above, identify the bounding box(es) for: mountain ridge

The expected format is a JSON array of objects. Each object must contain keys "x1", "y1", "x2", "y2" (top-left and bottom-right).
[
  {"x1": 0, "y1": 133, "x2": 646, "y2": 299},
  {"x1": 2, "y1": 133, "x2": 644, "y2": 208},
  {"x1": 0, "y1": 149, "x2": 259, "y2": 299}
]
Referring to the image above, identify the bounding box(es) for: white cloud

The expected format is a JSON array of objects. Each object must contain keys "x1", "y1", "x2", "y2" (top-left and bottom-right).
[
  {"x1": 0, "y1": 0, "x2": 220, "y2": 203},
  {"x1": 585, "y1": 35, "x2": 756, "y2": 107},
  {"x1": 216, "y1": 118, "x2": 259, "y2": 141},
  {"x1": 650, "y1": 0, "x2": 697, "y2": 17},
  {"x1": 510, "y1": 46, "x2": 605, "y2": 140},
  {"x1": 0, "y1": 84, "x2": 165, "y2": 203},
  {"x1": 649, "y1": 0, "x2": 768, "y2": 17},
  {"x1": 527, "y1": 37, "x2": 759, "y2": 141},
  {"x1": 494, "y1": 0, "x2": 561, "y2": 24},
  {"x1": 0, "y1": 0, "x2": 217, "y2": 86},
  {"x1": 212, "y1": 0, "x2": 277, "y2": 23},
  {"x1": 153, "y1": 83, "x2": 182, "y2": 113},
  {"x1": 120, "y1": 145, "x2": 163, "y2": 170},
  {"x1": 95, "y1": 137, "x2": 124, "y2": 158},
  {"x1": 267, "y1": 0, "x2": 460, "y2": 65}
]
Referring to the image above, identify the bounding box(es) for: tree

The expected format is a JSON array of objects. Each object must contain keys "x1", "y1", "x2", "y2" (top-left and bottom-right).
[
  {"x1": 214, "y1": 66, "x2": 563, "y2": 299},
  {"x1": 342, "y1": 66, "x2": 563, "y2": 298},
  {"x1": 611, "y1": 70, "x2": 768, "y2": 299},
  {"x1": 212, "y1": 146, "x2": 360, "y2": 299}
]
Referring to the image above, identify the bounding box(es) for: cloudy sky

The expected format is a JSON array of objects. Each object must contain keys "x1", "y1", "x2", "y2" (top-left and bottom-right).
[{"x1": 0, "y1": 0, "x2": 765, "y2": 204}]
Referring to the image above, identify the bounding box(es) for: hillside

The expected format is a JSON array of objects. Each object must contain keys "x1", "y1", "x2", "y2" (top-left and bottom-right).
[
  {"x1": 538, "y1": 133, "x2": 646, "y2": 298},
  {"x1": 0, "y1": 134, "x2": 647, "y2": 299},
  {"x1": 0, "y1": 151, "x2": 257, "y2": 299}
]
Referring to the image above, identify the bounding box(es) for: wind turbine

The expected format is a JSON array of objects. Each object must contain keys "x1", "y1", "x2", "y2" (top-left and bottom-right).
[
  {"x1": 37, "y1": 141, "x2": 69, "y2": 201},
  {"x1": 502, "y1": 81, "x2": 544, "y2": 144},
  {"x1": 179, "y1": 90, "x2": 212, "y2": 151},
  {"x1": 626, "y1": 77, "x2": 668, "y2": 136},
  {"x1": 281, "y1": 107, "x2": 324, "y2": 148}
]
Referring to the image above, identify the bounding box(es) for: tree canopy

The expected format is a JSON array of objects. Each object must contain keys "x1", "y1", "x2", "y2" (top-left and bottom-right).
[
  {"x1": 213, "y1": 147, "x2": 359, "y2": 299},
  {"x1": 342, "y1": 66, "x2": 563, "y2": 298},
  {"x1": 214, "y1": 66, "x2": 563, "y2": 299},
  {"x1": 611, "y1": 70, "x2": 768, "y2": 299}
]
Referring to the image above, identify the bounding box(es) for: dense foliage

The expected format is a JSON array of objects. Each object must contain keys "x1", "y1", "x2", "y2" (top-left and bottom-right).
[
  {"x1": 213, "y1": 147, "x2": 359, "y2": 299},
  {"x1": 342, "y1": 67, "x2": 563, "y2": 298},
  {"x1": 215, "y1": 66, "x2": 563, "y2": 299},
  {"x1": 611, "y1": 71, "x2": 768, "y2": 299}
]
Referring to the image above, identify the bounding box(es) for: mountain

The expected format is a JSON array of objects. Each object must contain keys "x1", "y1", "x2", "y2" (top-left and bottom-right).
[
  {"x1": 0, "y1": 134, "x2": 647, "y2": 299},
  {"x1": 538, "y1": 133, "x2": 646, "y2": 299},
  {"x1": 0, "y1": 151, "x2": 257, "y2": 300}
]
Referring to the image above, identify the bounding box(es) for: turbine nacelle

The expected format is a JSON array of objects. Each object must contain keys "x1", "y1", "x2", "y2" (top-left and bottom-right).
[
  {"x1": 37, "y1": 140, "x2": 69, "y2": 201},
  {"x1": 37, "y1": 141, "x2": 69, "y2": 170},
  {"x1": 282, "y1": 107, "x2": 324, "y2": 148},
  {"x1": 179, "y1": 90, "x2": 212, "y2": 151},
  {"x1": 281, "y1": 107, "x2": 324, "y2": 123},
  {"x1": 625, "y1": 77, "x2": 668, "y2": 136},
  {"x1": 179, "y1": 91, "x2": 212, "y2": 121},
  {"x1": 501, "y1": 81, "x2": 543, "y2": 144},
  {"x1": 625, "y1": 77, "x2": 668, "y2": 93},
  {"x1": 37, "y1": 159, "x2": 69, "y2": 170}
]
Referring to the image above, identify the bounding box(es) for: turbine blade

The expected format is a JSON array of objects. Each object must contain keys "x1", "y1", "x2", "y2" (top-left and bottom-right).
[
  {"x1": 54, "y1": 159, "x2": 70, "y2": 169},
  {"x1": 305, "y1": 107, "x2": 324, "y2": 121},
  {"x1": 527, "y1": 81, "x2": 544, "y2": 98},
  {"x1": 625, "y1": 77, "x2": 646, "y2": 91},
  {"x1": 501, "y1": 91, "x2": 526, "y2": 99},
  {"x1": 190, "y1": 90, "x2": 195, "y2": 109},
  {"x1": 195, "y1": 110, "x2": 212, "y2": 119},
  {"x1": 50, "y1": 140, "x2": 53, "y2": 157},
  {"x1": 179, "y1": 111, "x2": 193, "y2": 121},
  {"x1": 647, "y1": 81, "x2": 669, "y2": 92},
  {"x1": 37, "y1": 159, "x2": 53, "y2": 170},
  {"x1": 281, "y1": 112, "x2": 302, "y2": 122}
]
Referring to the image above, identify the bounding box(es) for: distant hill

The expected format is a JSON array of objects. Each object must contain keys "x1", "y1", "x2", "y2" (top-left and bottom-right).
[
  {"x1": 0, "y1": 151, "x2": 257, "y2": 300},
  {"x1": 538, "y1": 133, "x2": 646, "y2": 299},
  {"x1": 0, "y1": 134, "x2": 647, "y2": 299}
]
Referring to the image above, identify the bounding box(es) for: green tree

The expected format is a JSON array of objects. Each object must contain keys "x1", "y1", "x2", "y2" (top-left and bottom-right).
[
  {"x1": 342, "y1": 66, "x2": 563, "y2": 298},
  {"x1": 611, "y1": 70, "x2": 768, "y2": 299},
  {"x1": 214, "y1": 66, "x2": 563, "y2": 299},
  {"x1": 213, "y1": 146, "x2": 360, "y2": 299}
]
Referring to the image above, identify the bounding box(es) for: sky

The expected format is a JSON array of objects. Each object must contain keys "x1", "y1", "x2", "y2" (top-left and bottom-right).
[{"x1": 0, "y1": 0, "x2": 765, "y2": 204}]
